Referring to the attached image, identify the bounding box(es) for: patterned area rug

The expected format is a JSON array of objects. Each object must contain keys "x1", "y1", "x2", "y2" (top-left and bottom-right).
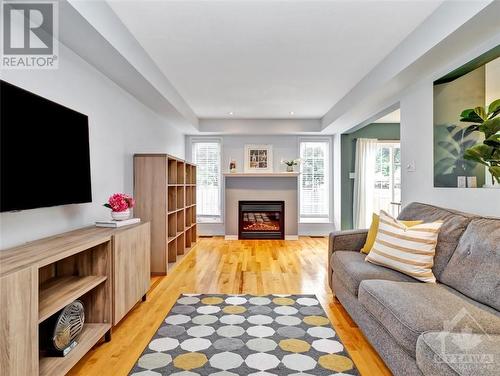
[{"x1": 130, "y1": 294, "x2": 359, "y2": 375}]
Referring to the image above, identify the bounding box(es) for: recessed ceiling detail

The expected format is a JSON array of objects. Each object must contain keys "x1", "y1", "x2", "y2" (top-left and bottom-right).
[{"x1": 108, "y1": 1, "x2": 442, "y2": 119}]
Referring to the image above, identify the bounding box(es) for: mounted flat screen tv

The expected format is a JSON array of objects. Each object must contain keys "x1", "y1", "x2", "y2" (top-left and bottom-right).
[{"x1": 1, "y1": 80, "x2": 92, "y2": 212}]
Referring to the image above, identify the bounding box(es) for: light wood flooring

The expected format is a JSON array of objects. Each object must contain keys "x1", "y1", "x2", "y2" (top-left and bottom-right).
[{"x1": 69, "y1": 237, "x2": 391, "y2": 376}]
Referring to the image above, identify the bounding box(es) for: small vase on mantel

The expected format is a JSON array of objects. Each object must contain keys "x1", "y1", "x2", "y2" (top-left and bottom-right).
[{"x1": 286, "y1": 165, "x2": 294, "y2": 172}]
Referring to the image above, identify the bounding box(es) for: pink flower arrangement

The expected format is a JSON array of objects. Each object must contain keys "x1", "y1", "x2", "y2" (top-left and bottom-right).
[{"x1": 103, "y1": 193, "x2": 135, "y2": 212}]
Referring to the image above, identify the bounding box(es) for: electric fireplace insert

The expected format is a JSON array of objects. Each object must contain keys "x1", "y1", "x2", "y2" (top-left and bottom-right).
[{"x1": 239, "y1": 201, "x2": 284, "y2": 239}]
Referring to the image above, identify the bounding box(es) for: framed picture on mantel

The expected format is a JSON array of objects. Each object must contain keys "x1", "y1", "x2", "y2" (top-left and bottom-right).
[{"x1": 244, "y1": 144, "x2": 273, "y2": 173}]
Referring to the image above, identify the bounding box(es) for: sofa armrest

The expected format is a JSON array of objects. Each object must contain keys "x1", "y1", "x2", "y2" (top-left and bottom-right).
[
  {"x1": 328, "y1": 229, "x2": 368, "y2": 290},
  {"x1": 329, "y1": 229, "x2": 368, "y2": 254}
]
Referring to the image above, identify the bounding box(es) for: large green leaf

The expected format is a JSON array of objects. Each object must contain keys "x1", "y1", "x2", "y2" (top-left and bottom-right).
[
  {"x1": 463, "y1": 144, "x2": 492, "y2": 165},
  {"x1": 484, "y1": 134, "x2": 500, "y2": 148},
  {"x1": 488, "y1": 166, "x2": 500, "y2": 183},
  {"x1": 463, "y1": 151, "x2": 485, "y2": 165},
  {"x1": 459, "y1": 109, "x2": 484, "y2": 123},
  {"x1": 479, "y1": 118, "x2": 500, "y2": 138},
  {"x1": 487, "y1": 99, "x2": 500, "y2": 119},
  {"x1": 474, "y1": 106, "x2": 487, "y2": 121}
]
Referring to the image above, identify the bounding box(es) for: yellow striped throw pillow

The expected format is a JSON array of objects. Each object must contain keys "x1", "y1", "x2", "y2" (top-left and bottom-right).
[{"x1": 365, "y1": 210, "x2": 443, "y2": 283}]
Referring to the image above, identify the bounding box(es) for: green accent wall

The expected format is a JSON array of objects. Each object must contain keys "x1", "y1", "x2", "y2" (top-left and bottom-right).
[{"x1": 340, "y1": 123, "x2": 400, "y2": 230}]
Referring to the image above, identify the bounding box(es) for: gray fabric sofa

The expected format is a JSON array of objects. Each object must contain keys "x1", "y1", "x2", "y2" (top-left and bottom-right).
[{"x1": 328, "y1": 202, "x2": 500, "y2": 376}]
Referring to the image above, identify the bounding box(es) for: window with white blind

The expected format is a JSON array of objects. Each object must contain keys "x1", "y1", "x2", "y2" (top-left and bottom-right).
[
  {"x1": 299, "y1": 140, "x2": 330, "y2": 222},
  {"x1": 192, "y1": 140, "x2": 222, "y2": 222}
]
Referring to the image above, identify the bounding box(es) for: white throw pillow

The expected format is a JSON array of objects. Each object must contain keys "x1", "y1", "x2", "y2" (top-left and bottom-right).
[{"x1": 365, "y1": 210, "x2": 443, "y2": 283}]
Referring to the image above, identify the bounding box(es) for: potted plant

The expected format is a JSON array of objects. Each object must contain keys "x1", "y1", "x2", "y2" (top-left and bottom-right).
[
  {"x1": 104, "y1": 193, "x2": 135, "y2": 220},
  {"x1": 460, "y1": 99, "x2": 500, "y2": 187},
  {"x1": 281, "y1": 158, "x2": 300, "y2": 172}
]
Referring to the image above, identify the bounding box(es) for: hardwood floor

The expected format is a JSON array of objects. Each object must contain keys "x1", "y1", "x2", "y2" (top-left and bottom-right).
[{"x1": 69, "y1": 237, "x2": 391, "y2": 376}]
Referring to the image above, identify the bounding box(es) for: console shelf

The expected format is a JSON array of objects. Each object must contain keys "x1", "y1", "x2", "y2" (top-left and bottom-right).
[
  {"x1": 38, "y1": 275, "x2": 107, "y2": 323},
  {"x1": 0, "y1": 222, "x2": 150, "y2": 376},
  {"x1": 39, "y1": 323, "x2": 111, "y2": 376}
]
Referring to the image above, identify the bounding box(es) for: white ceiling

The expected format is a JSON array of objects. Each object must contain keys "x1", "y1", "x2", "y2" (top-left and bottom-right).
[{"x1": 108, "y1": 0, "x2": 442, "y2": 119}]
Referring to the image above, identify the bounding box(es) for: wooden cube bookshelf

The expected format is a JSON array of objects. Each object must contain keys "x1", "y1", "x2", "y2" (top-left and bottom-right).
[{"x1": 134, "y1": 154, "x2": 197, "y2": 275}]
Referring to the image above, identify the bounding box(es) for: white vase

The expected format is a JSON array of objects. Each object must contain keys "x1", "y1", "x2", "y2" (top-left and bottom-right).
[
  {"x1": 286, "y1": 165, "x2": 294, "y2": 172},
  {"x1": 111, "y1": 208, "x2": 130, "y2": 221}
]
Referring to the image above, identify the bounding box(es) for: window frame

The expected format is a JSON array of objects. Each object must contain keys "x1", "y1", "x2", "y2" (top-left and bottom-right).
[
  {"x1": 191, "y1": 137, "x2": 223, "y2": 224},
  {"x1": 298, "y1": 137, "x2": 332, "y2": 223}
]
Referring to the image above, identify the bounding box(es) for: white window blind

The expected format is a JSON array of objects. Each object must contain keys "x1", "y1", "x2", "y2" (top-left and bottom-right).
[
  {"x1": 299, "y1": 140, "x2": 330, "y2": 221},
  {"x1": 192, "y1": 141, "x2": 221, "y2": 221}
]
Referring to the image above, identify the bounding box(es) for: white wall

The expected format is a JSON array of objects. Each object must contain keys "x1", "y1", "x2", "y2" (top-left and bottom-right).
[
  {"x1": 186, "y1": 135, "x2": 335, "y2": 235},
  {"x1": 401, "y1": 81, "x2": 500, "y2": 217},
  {"x1": 0, "y1": 42, "x2": 185, "y2": 249}
]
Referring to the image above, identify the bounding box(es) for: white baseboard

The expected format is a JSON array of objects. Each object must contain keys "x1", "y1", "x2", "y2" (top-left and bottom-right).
[{"x1": 224, "y1": 235, "x2": 238, "y2": 240}]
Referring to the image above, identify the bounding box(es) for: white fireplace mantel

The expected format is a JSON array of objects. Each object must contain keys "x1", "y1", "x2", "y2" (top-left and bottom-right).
[
  {"x1": 224, "y1": 173, "x2": 299, "y2": 240},
  {"x1": 223, "y1": 172, "x2": 300, "y2": 178}
]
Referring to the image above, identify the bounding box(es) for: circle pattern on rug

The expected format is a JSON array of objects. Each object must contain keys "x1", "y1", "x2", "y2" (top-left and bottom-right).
[
  {"x1": 219, "y1": 314, "x2": 246, "y2": 325},
  {"x1": 213, "y1": 338, "x2": 245, "y2": 351},
  {"x1": 279, "y1": 339, "x2": 311, "y2": 353},
  {"x1": 318, "y1": 354, "x2": 354, "y2": 372},
  {"x1": 248, "y1": 305, "x2": 272, "y2": 314},
  {"x1": 249, "y1": 296, "x2": 271, "y2": 305},
  {"x1": 275, "y1": 315, "x2": 302, "y2": 326},
  {"x1": 130, "y1": 294, "x2": 359, "y2": 376},
  {"x1": 173, "y1": 353, "x2": 207, "y2": 370},
  {"x1": 157, "y1": 325, "x2": 185, "y2": 338},
  {"x1": 303, "y1": 315, "x2": 330, "y2": 326},
  {"x1": 201, "y1": 297, "x2": 224, "y2": 305},
  {"x1": 246, "y1": 338, "x2": 277, "y2": 352},
  {"x1": 222, "y1": 305, "x2": 247, "y2": 314},
  {"x1": 273, "y1": 297, "x2": 295, "y2": 306},
  {"x1": 192, "y1": 314, "x2": 218, "y2": 325}
]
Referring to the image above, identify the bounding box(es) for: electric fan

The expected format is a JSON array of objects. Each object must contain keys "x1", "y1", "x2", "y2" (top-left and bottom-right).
[{"x1": 40, "y1": 300, "x2": 85, "y2": 356}]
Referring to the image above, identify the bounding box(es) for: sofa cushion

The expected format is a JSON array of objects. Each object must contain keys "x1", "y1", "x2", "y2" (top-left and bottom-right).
[
  {"x1": 398, "y1": 202, "x2": 476, "y2": 279},
  {"x1": 366, "y1": 210, "x2": 443, "y2": 283},
  {"x1": 332, "y1": 251, "x2": 417, "y2": 296},
  {"x1": 440, "y1": 218, "x2": 500, "y2": 311},
  {"x1": 358, "y1": 280, "x2": 500, "y2": 358},
  {"x1": 416, "y1": 331, "x2": 500, "y2": 376}
]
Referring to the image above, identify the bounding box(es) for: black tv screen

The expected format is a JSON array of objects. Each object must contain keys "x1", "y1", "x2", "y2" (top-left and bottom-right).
[{"x1": 1, "y1": 80, "x2": 92, "y2": 212}]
